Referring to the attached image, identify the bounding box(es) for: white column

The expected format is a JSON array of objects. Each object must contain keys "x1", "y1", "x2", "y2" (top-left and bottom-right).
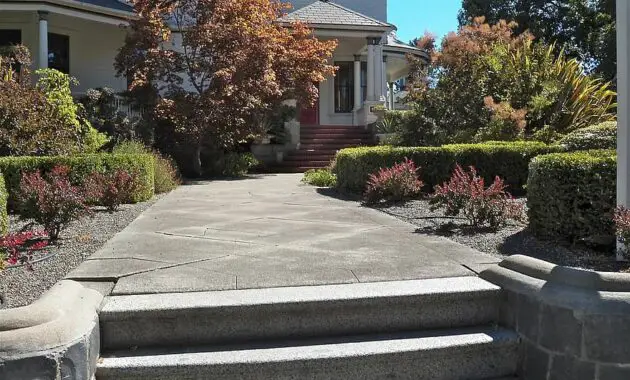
[
  {"x1": 353, "y1": 55, "x2": 362, "y2": 110},
  {"x1": 38, "y1": 11, "x2": 49, "y2": 70},
  {"x1": 382, "y1": 55, "x2": 388, "y2": 100},
  {"x1": 374, "y1": 45, "x2": 384, "y2": 100},
  {"x1": 366, "y1": 38, "x2": 376, "y2": 101},
  {"x1": 389, "y1": 82, "x2": 395, "y2": 110},
  {"x1": 617, "y1": 0, "x2": 630, "y2": 261}
]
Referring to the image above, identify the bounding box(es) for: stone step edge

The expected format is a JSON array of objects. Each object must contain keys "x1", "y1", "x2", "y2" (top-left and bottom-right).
[
  {"x1": 100, "y1": 277, "x2": 499, "y2": 321},
  {"x1": 98, "y1": 327, "x2": 518, "y2": 368}
]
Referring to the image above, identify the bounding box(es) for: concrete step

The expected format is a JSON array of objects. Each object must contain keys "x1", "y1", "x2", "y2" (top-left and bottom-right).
[
  {"x1": 99, "y1": 277, "x2": 500, "y2": 350},
  {"x1": 96, "y1": 327, "x2": 519, "y2": 380}
]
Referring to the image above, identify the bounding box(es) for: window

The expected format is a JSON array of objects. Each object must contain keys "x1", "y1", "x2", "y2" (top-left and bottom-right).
[
  {"x1": 0, "y1": 30, "x2": 21, "y2": 47},
  {"x1": 334, "y1": 61, "x2": 368, "y2": 113},
  {"x1": 48, "y1": 33, "x2": 69, "y2": 74}
]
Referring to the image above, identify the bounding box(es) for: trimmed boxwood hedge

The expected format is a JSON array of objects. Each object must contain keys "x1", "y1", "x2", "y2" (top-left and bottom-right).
[
  {"x1": 0, "y1": 153, "x2": 155, "y2": 208},
  {"x1": 332, "y1": 141, "x2": 561, "y2": 194},
  {"x1": 527, "y1": 150, "x2": 616, "y2": 244},
  {"x1": 557, "y1": 121, "x2": 617, "y2": 151}
]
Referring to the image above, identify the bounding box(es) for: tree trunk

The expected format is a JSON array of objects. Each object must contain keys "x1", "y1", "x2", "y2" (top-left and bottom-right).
[{"x1": 193, "y1": 144, "x2": 203, "y2": 177}]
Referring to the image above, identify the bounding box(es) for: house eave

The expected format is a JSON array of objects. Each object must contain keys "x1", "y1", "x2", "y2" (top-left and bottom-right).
[
  {"x1": 279, "y1": 20, "x2": 395, "y2": 34},
  {"x1": 0, "y1": 0, "x2": 136, "y2": 22}
]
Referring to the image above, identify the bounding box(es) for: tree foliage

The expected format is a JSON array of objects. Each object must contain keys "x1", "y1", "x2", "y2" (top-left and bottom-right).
[
  {"x1": 0, "y1": 46, "x2": 107, "y2": 156},
  {"x1": 401, "y1": 18, "x2": 616, "y2": 146},
  {"x1": 458, "y1": 0, "x2": 616, "y2": 81},
  {"x1": 115, "y1": 0, "x2": 337, "y2": 175}
]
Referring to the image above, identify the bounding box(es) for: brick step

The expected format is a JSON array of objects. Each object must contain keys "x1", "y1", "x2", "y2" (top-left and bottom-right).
[
  {"x1": 300, "y1": 138, "x2": 371, "y2": 145},
  {"x1": 299, "y1": 144, "x2": 364, "y2": 151},
  {"x1": 300, "y1": 135, "x2": 372, "y2": 141},
  {"x1": 284, "y1": 155, "x2": 336, "y2": 162}
]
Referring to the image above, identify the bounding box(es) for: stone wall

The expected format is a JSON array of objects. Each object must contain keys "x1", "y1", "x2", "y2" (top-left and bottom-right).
[{"x1": 481, "y1": 255, "x2": 630, "y2": 380}]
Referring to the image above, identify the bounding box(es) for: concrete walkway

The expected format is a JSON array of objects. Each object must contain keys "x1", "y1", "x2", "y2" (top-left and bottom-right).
[{"x1": 68, "y1": 174, "x2": 500, "y2": 295}]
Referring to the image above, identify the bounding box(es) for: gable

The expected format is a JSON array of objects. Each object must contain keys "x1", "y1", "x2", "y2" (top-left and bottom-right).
[{"x1": 287, "y1": 0, "x2": 387, "y2": 22}]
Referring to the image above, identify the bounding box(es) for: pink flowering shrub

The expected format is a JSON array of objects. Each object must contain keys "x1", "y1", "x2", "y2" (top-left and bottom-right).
[
  {"x1": 0, "y1": 230, "x2": 49, "y2": 271},
  {"x1": 18, "y1": 166, "x2": 90, "y2": 240},
  {"x1": 84, "y1": 170, "x2": 140, "y2": 212},
  {"x1": 430, "y1": 164, "x2": 523, "y2": 228},
  {"x1": 364, "y1": 158, "x2": 424, "y2": 204}
]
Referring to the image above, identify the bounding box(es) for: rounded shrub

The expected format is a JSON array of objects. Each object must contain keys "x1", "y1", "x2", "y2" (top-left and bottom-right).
[
  {"x1": 527, "y1": 150, "x2": 616, "y2": 245},
  {"x1": 302, "y1": 169, "x2": 336, "y2": 187},
  {"x1": 557, "y1": 121, "x2": 617, "y2": 151}
]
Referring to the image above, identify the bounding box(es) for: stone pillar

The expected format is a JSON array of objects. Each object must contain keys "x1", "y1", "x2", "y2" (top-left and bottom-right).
[
  {"x1": 617, "y1": 0, "x2": 630, "y2": 261},
  {"x1": 366, "y1": 38, "x2": 377, "y2": 101},
  {"x1": 38, "y1": 11, "x2": 49, "y2": 70},
  {"x1": 353, "y1": 55, "x2": 362, "y2": 111}
]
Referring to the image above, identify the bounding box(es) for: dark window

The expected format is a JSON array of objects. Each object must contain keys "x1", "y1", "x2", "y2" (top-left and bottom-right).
[
  {"x1": 48, "y1": 33, "x2": 69, "y2": 74},
  {"x1": 0, "y1": 29, "x2": 21, "y2": 47},
  {"x1": 334, "y1": 61, "x2": 368, "y2": 113}
]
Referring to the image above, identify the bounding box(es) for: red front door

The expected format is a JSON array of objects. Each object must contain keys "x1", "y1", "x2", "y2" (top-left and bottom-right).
[{"x1": 299, "y1": 97, "x2": 319, "y2": 125}]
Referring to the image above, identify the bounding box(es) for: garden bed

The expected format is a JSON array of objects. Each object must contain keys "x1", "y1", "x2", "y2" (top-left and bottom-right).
[
  {"x1": 372, "y1": 198, "x2": 630, "y2": 273},
  {"x1": 0, "y1": 196, "x2": 161, "y2": 309}
]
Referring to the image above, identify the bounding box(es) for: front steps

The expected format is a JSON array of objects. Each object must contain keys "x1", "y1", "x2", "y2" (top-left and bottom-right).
[
  {"x1": 96, "y1": 277, "x2": 520, "y2": 379},
  {"x1": 277, "y1": 125, "x2": 374, "y2": 172}
]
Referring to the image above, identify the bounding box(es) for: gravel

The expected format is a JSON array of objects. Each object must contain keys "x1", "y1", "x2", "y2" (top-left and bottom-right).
[
  {"x1": 0, "y1": 196, "x2": 161, "y2": 309},
  {"x1": 373, "y1": 198, "x2": 630, "y2": 273}
]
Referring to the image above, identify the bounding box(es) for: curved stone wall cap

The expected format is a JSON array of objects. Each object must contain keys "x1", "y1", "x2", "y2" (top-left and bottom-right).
[
  {"x1": 0, "y1": 280, "x2": 103, "y2": 357},
  {"x1": 497, "y1": 254, "x2": 630, "y2": 292}
]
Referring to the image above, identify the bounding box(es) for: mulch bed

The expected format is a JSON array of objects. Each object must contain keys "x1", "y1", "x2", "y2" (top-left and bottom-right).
[
  {"x1": 0, "y1": 196, "x2": 161, "y2": 309},
  {"x1": 372, "y1": 198, "x2": 630, "y2": 273}
]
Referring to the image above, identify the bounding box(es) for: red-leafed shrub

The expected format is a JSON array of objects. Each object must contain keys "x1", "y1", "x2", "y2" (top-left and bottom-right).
[
  {"x1": 0, "y1": 230, "x2": 49, "y2": 271},
  {"x1": 84, "y1": 169, "x2": 140, "y2": 212},
  {"x1": 364, "y1": 158, "x2": 424, "y2": 204},
  {"x1": 430, "y1": 164, "x2": 523, "y2": 228},
  {"x1": 614, "y1": 206, "x2": 630, "y2": 253},
  {"x1": 18, "y1": 166, "x2": 90, "y2": 240}
]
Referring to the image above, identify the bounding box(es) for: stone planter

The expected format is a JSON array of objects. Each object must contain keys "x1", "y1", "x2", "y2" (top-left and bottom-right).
[
  {"x1": 0, "y1": 281, "x2": 103, "y2": 380},
  {"x1": 481, "y1": 255, "x2": 630, "y2": 380}
]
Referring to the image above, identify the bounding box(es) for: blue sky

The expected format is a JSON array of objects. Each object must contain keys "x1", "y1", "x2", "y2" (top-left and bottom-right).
[{"x1": 388, "y1": 0, "x2": 461, "y2": 45}]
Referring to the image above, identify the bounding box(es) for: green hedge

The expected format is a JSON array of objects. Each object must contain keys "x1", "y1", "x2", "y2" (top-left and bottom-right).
[
  {"x1": 557, "y1": 121, "x2": 617, "y2": 151},
  {"x1": 527, "y1": 150, "x2": 616, "y2": 244},
  {"x1": 0, "y1": 174, "x2": 8, "y2": 236},
  {"x1": 0, "y1": 153, "x2": 155, "y2": 208},
  {"x1": 332, "y1": 141, "x2": 561, "y2": 194}
]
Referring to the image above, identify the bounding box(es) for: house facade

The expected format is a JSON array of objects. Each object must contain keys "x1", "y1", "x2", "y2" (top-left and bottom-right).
[{"x1": 0, "y1": 0, "x2": 426, "y2": 126}]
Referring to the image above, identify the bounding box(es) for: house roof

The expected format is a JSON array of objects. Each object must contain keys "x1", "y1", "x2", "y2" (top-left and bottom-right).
[
  {"x1": 77, "y1": 0, "x2": 133, "y2": 12},
  {"x1": 280, "y1": 0, "x2": 393, "y2": 30},
  {"x1": 383, "y1": 32, "x2": 429, "y2": 59}
]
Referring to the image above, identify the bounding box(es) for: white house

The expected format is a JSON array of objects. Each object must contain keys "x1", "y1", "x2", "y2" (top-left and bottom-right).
[{"x1": 0, "y1": 0, "x2": 426, "y2": 126}]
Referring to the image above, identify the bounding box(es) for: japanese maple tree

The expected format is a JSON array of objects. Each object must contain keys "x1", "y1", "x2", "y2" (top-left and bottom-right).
[{"x1": 115, "y1": 0, "x2": 337, "y2": 175}]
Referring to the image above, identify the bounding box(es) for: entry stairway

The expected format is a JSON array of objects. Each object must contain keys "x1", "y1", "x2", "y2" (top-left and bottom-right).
[
  {"x1": 96, "y1": 277, "x2": 520, "y2": 379},
  {"x1": 278, "y1": 125, "x2": 374, "y2": 172}
]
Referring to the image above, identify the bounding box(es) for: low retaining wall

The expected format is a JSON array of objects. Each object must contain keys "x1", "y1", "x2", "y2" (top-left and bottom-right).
[
  {"x1": 0, "y1": 280, "x2": 103, "y2": 380},
  {"x1": 481, "y1": 255, "x2": 630, "y2": 380}
]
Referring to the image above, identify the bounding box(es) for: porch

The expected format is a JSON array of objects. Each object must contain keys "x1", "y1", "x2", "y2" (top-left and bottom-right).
[{"x1": 0, "y1": 2, "x2": 131, "y2": 93}]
